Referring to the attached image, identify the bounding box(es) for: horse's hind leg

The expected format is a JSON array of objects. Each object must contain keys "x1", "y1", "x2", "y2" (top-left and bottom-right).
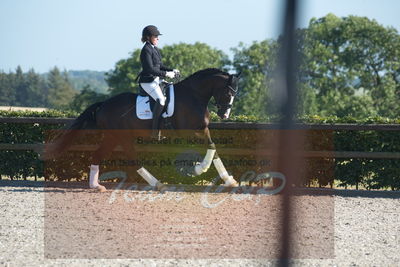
[
  {"x1": 89, "y1": 131, "x2": 119, "y2": 192},
  {"x1": 117, "y1": 131, "x2": 166, "y2": 189}
]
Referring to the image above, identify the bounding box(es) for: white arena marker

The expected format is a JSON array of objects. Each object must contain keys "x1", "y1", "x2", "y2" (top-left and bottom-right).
[{"x1": 137, "y1": 167, "x2": 160, "y2": 187}]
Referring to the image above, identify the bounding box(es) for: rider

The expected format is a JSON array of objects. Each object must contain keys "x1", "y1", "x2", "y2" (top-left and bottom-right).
[{"x1": 138, "y1": 25, "x2": 179, "y2": 140}]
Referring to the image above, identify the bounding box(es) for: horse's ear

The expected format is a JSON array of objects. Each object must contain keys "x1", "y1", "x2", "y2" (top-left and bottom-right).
[{"x1": 235, "y1": 71, "x2": 242, "y2": 78}]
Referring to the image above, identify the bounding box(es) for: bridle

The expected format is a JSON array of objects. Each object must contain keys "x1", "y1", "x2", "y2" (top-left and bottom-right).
[{"x1": 215, "y1": 75, "x2": 238, "y2": 110}]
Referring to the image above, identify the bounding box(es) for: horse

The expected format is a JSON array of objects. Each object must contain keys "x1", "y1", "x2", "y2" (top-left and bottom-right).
[{"x1": 46, "y1": 68, "x2": 241, "y2": 191}]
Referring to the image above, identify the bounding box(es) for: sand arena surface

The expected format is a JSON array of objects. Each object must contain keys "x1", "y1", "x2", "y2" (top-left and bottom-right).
[{"x1": 0, "y1": 180, "x2": 399, "y2": 266}]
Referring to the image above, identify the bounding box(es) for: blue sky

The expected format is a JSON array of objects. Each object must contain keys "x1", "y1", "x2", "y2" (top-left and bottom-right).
[{"x1": 1, "y1": 0, "x2": 399, "y2": 73}]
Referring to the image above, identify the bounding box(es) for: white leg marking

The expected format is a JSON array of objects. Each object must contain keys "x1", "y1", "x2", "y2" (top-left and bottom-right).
[
  {"x1": 213, "y1": 158, "x2": 238, "y2": 186},
  {"x1": 194, "y1": 149, "x2": 216, "y2": 175}
]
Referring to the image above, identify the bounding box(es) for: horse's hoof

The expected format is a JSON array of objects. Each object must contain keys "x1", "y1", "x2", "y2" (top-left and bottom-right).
[
  {"x1": 156, "y1": 182, "x2": 167, "y2": 193},
  {"x1": 224, "y1": 178, "x2": 239, "y2": 187},
  {"x1": 227, "y1": 182, "x2": 239, "y2": 187},
  {"x1": 96, "y1": 185, "x2": 107, "y2": 192}
]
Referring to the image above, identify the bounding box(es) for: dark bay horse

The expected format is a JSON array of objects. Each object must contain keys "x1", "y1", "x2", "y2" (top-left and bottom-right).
[{"x1": 47, "y1": 68, "x2": 240, "y2": 191}]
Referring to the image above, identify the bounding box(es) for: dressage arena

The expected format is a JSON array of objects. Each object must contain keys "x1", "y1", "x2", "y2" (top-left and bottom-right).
[{"x1": 0, "y1": 180, "x2": 399, "y2": 266}]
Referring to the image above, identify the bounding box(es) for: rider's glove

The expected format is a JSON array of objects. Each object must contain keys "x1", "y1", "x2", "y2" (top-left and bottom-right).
[
  {"x1": 173, "y1": 69, "x2": 180, "y2": 75},
  {"x1": 165, "y1": 71, "x2": 175, "y2": 79}
]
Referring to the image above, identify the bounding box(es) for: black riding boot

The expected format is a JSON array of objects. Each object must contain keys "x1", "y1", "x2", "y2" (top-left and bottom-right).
[{"x1": 152, "y1": 100, "x2": 165, "y2": 140}]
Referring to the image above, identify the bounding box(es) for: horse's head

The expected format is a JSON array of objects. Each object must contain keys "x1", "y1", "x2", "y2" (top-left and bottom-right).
[
  {"x1": 213, "y1": 72, "x2": 241, "y2": 119},
  {"x1": 176, "y1": 68, "x2": 241, "y2": 120}
]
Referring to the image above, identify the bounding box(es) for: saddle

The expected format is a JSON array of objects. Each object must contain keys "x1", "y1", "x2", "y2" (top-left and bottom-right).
[{"x1": 136, "y1": 81, "x2": 175, "y2": 120}]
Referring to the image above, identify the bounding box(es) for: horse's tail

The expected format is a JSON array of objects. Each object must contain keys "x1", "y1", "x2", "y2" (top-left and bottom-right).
[
  {"x1": 44, "y1": 102, "x2": 103, "y2": 159},
  {"x1": 69, "y1": 101, "x2": 102, "y2": 130}
]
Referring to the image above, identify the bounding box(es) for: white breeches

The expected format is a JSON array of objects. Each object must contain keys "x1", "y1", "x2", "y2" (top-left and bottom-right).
[{"x1": 140, "y1": 77, "x2": 166, "y2": 106}]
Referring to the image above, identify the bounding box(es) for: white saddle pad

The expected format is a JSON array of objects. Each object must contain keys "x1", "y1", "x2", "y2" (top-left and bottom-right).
[{"x1": 136, "y1": 84, "x2": 175, "y2": 120}]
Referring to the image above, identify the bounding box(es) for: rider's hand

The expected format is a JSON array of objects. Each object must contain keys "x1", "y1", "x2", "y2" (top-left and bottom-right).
[{"x1": 165, "y1": 71, "x2": 175, "y2": 79}]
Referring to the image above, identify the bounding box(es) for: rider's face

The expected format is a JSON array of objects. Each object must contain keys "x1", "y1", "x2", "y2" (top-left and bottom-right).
[{"x1": 150, "y1": 35, "x2": 159, "y2": 46}]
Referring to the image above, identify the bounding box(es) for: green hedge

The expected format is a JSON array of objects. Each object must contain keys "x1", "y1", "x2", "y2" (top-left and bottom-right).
[
  {"x1": 0, "y1": 110, "x2": 77, "y2": 180},
  {"x1": 1, "y1": 110, "x2": 399, "y2": 190},
  {"x1": 303, "y1": 115, "x2": 400, "y2": 190}
]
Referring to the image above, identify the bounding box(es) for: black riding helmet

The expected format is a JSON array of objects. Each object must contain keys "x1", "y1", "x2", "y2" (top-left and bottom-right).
[{"x1": 142, "y1": 25, "x2": 162, "y2": 37}]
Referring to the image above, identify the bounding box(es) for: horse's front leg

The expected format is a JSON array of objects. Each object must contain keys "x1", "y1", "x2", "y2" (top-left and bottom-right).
[
  {"x1": 193, "y1": 129, "x2": 216, "y2": 176},
  {"x1": 194, "y1": 128, "x2": 238, "y2": 187}
]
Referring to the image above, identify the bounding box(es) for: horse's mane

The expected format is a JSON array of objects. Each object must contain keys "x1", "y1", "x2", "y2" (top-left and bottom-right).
[{"x1": 180, "y1": 68, "x2": 229, "y2": 83}]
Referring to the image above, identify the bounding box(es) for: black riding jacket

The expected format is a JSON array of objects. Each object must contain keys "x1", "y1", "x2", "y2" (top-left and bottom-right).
[{"x1": 138, "y1": 42, "x2": 173, "y2": 83}]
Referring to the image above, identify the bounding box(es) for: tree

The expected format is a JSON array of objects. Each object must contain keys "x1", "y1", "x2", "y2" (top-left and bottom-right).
[
  {"x1": 300, "y1": 14, "x2": 400, "y2": 118},
  {"x1": 231, "y1": 40, "x2": 279, "y2": 116},
  {"x1": 0, "y1": 71, "x2": 15, "y2": 106},
  {"x1": 227, "y1": 14, "x2": 400, "y2": 119},
  {"x1": 46, "y1": 67, "x2": 77, "y2": 109},
  {"x1": 67, "y1": 70, "x2": 108, "y2": 94},
  {"x1": 25, "y1": 69, "x2": 47, "y2": 107},
  {"x1": 69, "y1": 85, "x2": 107, "y2": 112},
  {"x1": 106, "y1": 42, "x2": 229, "y2": 96},
  {"x1": 14, "y1": 66, "x2": 28, "y2": 106},
  {"x1": 161, "y1": 42, "x2": 230, "y2": 77},
  {"x1": 230, "y1": 38, "x2": 319, "y2": 118},
  {"x1": 105, "y1": 49, "x2": 142, "y2": 96}
]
